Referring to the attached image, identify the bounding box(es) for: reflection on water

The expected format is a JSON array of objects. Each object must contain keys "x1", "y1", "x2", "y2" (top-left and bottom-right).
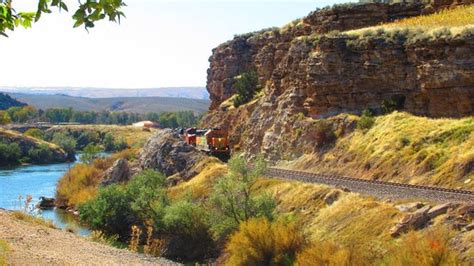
[{"x1": 0, "y1": 160, "x2": 91, "y2": 236}]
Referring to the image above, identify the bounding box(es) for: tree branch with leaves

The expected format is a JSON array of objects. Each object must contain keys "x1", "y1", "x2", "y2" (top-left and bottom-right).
[{"x1": 0, "y1": 0, "x2": 126, "y2": 37}]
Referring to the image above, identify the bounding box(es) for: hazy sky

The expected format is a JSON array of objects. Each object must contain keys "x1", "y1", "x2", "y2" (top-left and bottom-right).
[{"x1": 2, "y1": 0, "x2": 348, "y2": 89}]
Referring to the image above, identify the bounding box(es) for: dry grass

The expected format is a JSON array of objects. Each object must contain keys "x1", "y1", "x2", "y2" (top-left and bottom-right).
[
  {"x1": 225, "y1": 217, "x2": 305, "y2": 266},
  {"x1": 56, "y1": 148, "x2": 138, "y2": 207},
  {"x1": 0, "y1": 240, "x2": 9, "y2": 266},
  {"x1": 168, "y1": 157, "x2": 227, "y2": 200},
  {"x1": 287, "y1": 112, "x2": 474, "y2": 189},
  {"x1": 10, "y1": 211, "x2": 56, "y2": 229},
  {"x1": 347, "y1": 6, "x2": 474, "y2": 36}
]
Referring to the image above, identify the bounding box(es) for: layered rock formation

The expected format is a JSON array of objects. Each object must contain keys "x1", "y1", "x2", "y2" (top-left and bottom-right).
[{"x1": 203, "y1": 2, "x2": 474, "y2": 159}]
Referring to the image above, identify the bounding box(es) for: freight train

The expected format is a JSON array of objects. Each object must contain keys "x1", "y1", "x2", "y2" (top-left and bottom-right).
[{"x1": 181, "y1": 128, "x2": 230, "y2": 160}]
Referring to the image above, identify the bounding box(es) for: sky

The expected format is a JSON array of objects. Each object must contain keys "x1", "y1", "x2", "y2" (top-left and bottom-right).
[{"x1": 2, "y1": 0, "x2": 349, "y2": 89}]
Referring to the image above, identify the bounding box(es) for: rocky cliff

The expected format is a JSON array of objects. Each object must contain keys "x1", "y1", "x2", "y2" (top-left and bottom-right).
[{"x1": 202, "y1": 2, "x2": 474, "y2": 160}]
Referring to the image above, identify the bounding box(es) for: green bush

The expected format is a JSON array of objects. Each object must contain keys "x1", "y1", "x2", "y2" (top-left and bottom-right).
[
  {"x1": 0, "y1": 142, "x2": 21, "y2": 166},
  {"x1": 209, "y1": 155, "x2": 276, "y2": 239},
  {"x1": 27, "y1": 144, "x2": 53, "y2": 164},
  {"x1": 233, "y1": 70, "x2": 260, "y2": 108},
  {"x1": 24, "y1": 128, "x2": 44, "y2": 140},
  {"x1": 79, "y1": 184, "x2": 135, "y2": 237},
  {"x1": 51, "y1": 132, "x2": 77, "y2": 160},
  {"x1": 80, "y1": 143, "x2": 102, "y2": 165},
  {"x1": 357, "y1": 109, "x2": 375, "y2": 130}
]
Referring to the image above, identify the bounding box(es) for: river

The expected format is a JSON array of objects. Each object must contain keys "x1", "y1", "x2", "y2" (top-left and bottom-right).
[{"x1": 0, "y1": 161, "x2": 91, "y2": 236}]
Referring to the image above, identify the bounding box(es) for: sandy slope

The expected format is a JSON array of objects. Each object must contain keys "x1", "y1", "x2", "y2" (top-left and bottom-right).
[{"x1": 0, "y1": 210, "x2": 178, "y2": 266}]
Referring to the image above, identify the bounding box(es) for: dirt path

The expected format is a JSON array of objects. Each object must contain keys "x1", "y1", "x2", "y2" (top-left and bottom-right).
[{"x1": 0, "y1": 210, "x2": 179, "y2": 266}]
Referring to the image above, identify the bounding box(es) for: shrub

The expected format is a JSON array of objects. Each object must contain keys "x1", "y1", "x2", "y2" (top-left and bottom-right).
[
  {"x1": 0, "y1": 142, "x2": 21, "y2": 166},
  {"x1": 80, "y1": 143, "x2": 102, "y2": 165},
  {"x1": 163, "y1": 199, "x2": 208, "y2": 236},
  {"x1": 232, "y1": 70, "x2": 260, "y2": 108},
  {"x1": 27, "y1": 144, "x2": 53, "y2": 164},
  {"x1": 56, "y1": 163, "x2": 103, "y2": 206},
  {"x1": 79, "y1": 184, "x2": 135, "y2": 237},
  {"x1": 382, "y1": 227, "x2": 462, "y2": 265},
  {"x1": 51, "y1": 132, "x2": 77, "y2": 160},
  {"x1": 314, "y1": 120, "x2": 336, "y2": 147},
  {"x1": 103, "y1": 133, "x2": 116, "y2": 152},
  {"x1": 226, "y1": 217, "x2": 305, "y2": 266},
  {"x1": 209, "y1": 155, "x2": 276, "y2": 239},
  {"x1": 24, "y1": 128, "x2": 44, "y2": 140},
  {"x1": 295, "y1": 242, "x2": 365, "y2": 266},
  {"x1": 382, "y1": 95, "x2": 406, "y2": 114},
  {"x1": 357, "y1": 109, "x2": 375, "y2": 130}
]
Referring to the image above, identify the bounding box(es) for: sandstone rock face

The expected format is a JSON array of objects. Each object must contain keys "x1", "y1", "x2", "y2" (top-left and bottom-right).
[
  {"x1": 139, "y1": 129, "x2": 206, "y2": 181},
  {"x1": 101, "y1": 158, "x2": 131, "y2": 186},
  {"x1": 203, "y1": 2, "x2": 474, "y2": 160}
]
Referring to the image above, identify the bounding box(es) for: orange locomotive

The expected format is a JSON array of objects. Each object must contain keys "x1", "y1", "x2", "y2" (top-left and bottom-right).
[{"x1": 182, "y1": 128, "x2": 230, "y2": 160}]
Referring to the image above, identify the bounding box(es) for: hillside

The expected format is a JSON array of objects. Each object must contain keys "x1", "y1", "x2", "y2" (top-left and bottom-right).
[
  {"x1": 0, "y1": 128, "x2": 67, "y2": 166},
  {"x1": 0, "y1": 93, "x2": 25, "y2": 110},
  {"x1": 7, "y1": 93, "x2": 209, "y2": 114},
  {"x1": 201, "y1": 2, "x2": 474, "y2": 188},
  {"x1": 1, "y1": 87, "x2": 209, "y2": 99}
]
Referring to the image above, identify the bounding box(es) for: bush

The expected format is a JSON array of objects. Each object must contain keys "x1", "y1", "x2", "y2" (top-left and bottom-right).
[
  {"x1": 56, "y1": 163, "x2": 103, "y2": 206},
  {"x1": 27, "y1": 144, "x2": 53, "y2": 164},
  {"x1": 80, "y1": 143, "x2": 102, "y2": 165},
  {"x1": 382, "y1": 228, "x2": 462, "y2": 265},
  {"x1": 357, "y1": 109, "x2": 375, "y2": 130},
  {"x1": 382, "y1": 95, "x2": 406, "y2": 114},
  {"x1": 0, "y1": 142, "x2": 21, "y2": 166},
  {"x1": 295, "y1": 242, "x2": 365, "y2": 266},
  {"x1": 51, "y1": 132, "x2": 77, "y2": 160},
  {"x1": 314, "y1": 120, "x2": 336, "y2": 147},
  {"x1": 233, "y1": 70, "x2": 260, "y2": 108},
  {"x1": 24, "y1": 128, "x2": 44, "y2": 140},
  {"x1": 209, "y1": 155, "x2": 276, "y2": 239},
  {"x1": 79, "y1": 184, "x2": 135, "y2": 237},
  {"x1": 226, "y1": 217, "x2": 305, "y2": 266}
]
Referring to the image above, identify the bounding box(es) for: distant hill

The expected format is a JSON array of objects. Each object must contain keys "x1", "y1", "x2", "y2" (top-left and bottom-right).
[
  {"x1": 0, "y1": 93, "x2": 26, "y2": 110},
  {"x1": 0, "y1": 87, "x2": 209, "y2": 100},
  {"x1": 6, "y1": 93, "x2": 210, "y2": 114}
]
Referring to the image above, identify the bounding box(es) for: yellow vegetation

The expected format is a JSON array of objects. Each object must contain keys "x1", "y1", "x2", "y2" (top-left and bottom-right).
[
  {"x1": 347, "y1": 6, "x2": 474, "y2": 36},
  {"x1": 0, "y1": 240, "x2": 9, "y2": 266},
  {"x1": 288, "y1": 112, "x2": 474, "y2": 188},
  {"x1": 225, "y1": 217, "x2": 305, "y2": 266},
  {"x1": 56, "y1": 148, "x2": 138, "y2": 207},
  {"x1": 379, "y1": 6, "x2": 474, "y2": 29},
  {"x1": 10, "y1": 211, "x2": 55, "y2": 229}
]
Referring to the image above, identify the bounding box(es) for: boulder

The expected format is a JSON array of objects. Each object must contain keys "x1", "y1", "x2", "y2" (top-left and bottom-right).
[
  {"x1": 395, "y1": 202, "x2": 425, "y2": 212},
  {"x1": 390, "y1": 205, "x2": 431, "y2": 237},
  {"x1": 101, "y1": 158, "x2": 131, "y2": 186},
  {"x1": 457, "y1": 204, "x2": 474, "y2": 218},
  {"x1": 324, "y1": 190, "x2": 340, "y2": 205},
  {"x1": 36, "y1": 197, "x2": 55, "y2": 209},
  {"x1": 139, "y1": 129, "x2": 206, "y2": 181},
  {"x1": 464, "y1": 222, "x2": 474, "y2": 231},
  {"x1": 427, "y1": 203, "x2": 455, "y2": 219}
]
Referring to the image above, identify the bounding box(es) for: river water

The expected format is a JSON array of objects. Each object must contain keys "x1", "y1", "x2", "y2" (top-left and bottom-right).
[{"x1": 0, "y1": 161, "x2": 91, "y2": 236}]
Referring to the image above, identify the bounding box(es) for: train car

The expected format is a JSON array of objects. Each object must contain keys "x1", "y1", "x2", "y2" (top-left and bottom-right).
[{"x1": 182, "y1": 128, "x2": 230, "y2": 160}]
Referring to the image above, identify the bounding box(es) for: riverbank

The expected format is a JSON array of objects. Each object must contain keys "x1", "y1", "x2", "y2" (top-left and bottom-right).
[{"x1": 0, "y1": 210, "x2": 178, "y2": 265}]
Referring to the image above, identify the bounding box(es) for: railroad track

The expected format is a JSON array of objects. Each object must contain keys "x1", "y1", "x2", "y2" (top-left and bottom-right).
[{"x1": 265, "y1": 167, "x2": 474, "y2": 203}]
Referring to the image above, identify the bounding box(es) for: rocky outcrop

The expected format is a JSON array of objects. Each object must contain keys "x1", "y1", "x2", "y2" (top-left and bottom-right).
[
  {"x1": 101, "y1": 158, "x2": 132, "y2": 186},
  {"x1": 203, "y1": 2, "x2": 474, "y2": 160},
  {"x1": 139, "y1": 129, "x2": 206, "y2": 182}
]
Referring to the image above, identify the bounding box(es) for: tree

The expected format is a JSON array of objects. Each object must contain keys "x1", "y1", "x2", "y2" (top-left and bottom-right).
[
  {"x1": 0, "y1": 111, "x2": 11, "y2": 125},
  {"x1": 0, "y1": 142, "x2": 21, "y2": 166},
  {"x1": 0, "y1": 0, "x2": 126, "y2": 37},
  {"x1": 51, "y1": 132, "x2": 77, "y2": 160},
  {"x1": 233, "y1": 70, "x2": 260, "y2": 108},
  {"x1": 209, "y1": 154, "x2": 276, "y2": 238},
  {"x1": 24, "y1": 128, "x2": 45, "y2": 140},
  {"x1": 79, "y1": 143, "x2": 102, "y2": 164}
]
